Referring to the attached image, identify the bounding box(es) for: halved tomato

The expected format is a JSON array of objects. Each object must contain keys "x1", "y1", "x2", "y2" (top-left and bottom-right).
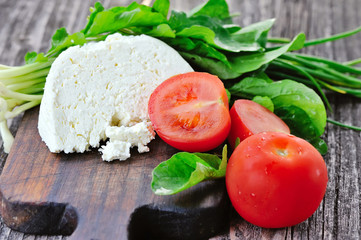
[
  {"x1": 228, "y1": 99, "x2": 290, "y2": 149},
  {"x1": 148, "y1": 72, "x2": 231, "y2": 152}
]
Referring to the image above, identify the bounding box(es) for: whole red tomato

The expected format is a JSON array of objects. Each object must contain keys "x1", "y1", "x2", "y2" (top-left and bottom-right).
[{"x1": 226, "y1": 132, "x2": 328, "y2": 228}]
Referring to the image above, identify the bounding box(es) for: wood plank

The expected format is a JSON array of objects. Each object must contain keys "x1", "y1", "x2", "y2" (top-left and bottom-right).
[
  {"x1": 0, "y1": 106, "x2": 229, "y2": 239},
  {"x1": 0, "y1": 0, "x2": 360, "y2": 239}
]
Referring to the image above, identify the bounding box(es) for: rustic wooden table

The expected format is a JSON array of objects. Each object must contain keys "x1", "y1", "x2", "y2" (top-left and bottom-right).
[{"x1": 0, "y1": 0, "x2": 360, "y2": 239}]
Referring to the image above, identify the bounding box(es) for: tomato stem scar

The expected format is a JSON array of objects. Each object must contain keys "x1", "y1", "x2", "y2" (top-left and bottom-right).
[{"x1": 277, "y1": 149, "x2": 288, "y2": 156}]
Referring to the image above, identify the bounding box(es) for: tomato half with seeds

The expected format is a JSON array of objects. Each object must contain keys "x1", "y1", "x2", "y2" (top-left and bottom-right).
[
  {"x1": 226, "y1": 132, "x2": 328, "y2": 228},
  {"x1": 228, "y1": 99, "x2": 290, "y2": 149},
  {"x1": 148, "y1": 72, "x2": 231, "y2": 152}
]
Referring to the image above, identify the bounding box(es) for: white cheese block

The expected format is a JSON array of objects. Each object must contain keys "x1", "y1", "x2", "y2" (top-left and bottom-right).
[{"x1": 38, "y1": 33, "x2": 193, "y2": 161}]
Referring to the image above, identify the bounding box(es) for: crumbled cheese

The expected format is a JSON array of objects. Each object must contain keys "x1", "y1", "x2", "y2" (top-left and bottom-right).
[
  {"x1": 100, "y1": 122, "x2": 155, "y2": 161},
  {"x1": 100, "y1": 141, "x2": 132, "y2": 162},
  {"x1": 38, "y1": 33, "x2": 193, "y2": 161}
]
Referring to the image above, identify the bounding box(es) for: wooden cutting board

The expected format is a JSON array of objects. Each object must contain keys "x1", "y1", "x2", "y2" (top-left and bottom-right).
[{"x1": 0, "y1": 107, "x2": 230, "y2": 240}]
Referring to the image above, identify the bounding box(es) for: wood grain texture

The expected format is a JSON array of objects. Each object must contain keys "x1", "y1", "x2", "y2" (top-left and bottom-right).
[
  {"x1": 0, "y1": 0, "x2": 360, "y2": 239},
  {"x1": 0, "y1": 107, "x2": 229, "y2": 240}
]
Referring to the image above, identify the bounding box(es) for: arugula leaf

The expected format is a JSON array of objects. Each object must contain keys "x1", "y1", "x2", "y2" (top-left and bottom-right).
[
  {"x1": 180, "y1": 33, "x2": 305, "y2": 79},
  {"x1": 252, "y1": 96, "x2": 274, "y2": 112},
  {"x1": 47, "y1": 28, "x2": 86, "y2": 57},
  {"x1": 165, "y1": 37, "x2": 229, "y2": 66},
  {"x1": 228, "y1": 77, "x2": 327, "y2": 152},
  {"x1": 180, "y1": 51, "x2": 240, "y2": 79},
  {"x1": 231, "y1": 18, "x2": 275, "y2": 48},
  {"x1": 152, "y1": 0, "x2": 170, "y2": 18},
  {"x1": 81, "y1": 2, "x2": 167, "y2": 37},
  {"x1": 170, "y1": 12, "x2": 262, "y2": 52},
  {"x1": 24, "y1": 52, "x2": 48, "y2": 64},
  {"x1": 187, "y1": 0, "x2": 231, "y2": 21},
  {"x1": 228, "y1": 33, "x2": 305, "y2": 75},
  {"x1": 151, "y1": 145, "x2": 227, "y2": 195},
  {"x1": 144, "y1": 24, "x2": 175, "y2": 38}
]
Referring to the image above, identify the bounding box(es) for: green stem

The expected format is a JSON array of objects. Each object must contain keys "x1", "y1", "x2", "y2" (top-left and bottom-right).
[
  {"x1": 266, "y1": 70, "x2": 349, "y2": 94},
  {"x1": 267, "y1": 37, "x2": 292, "y2": 44},
  {"x1": 7, "y1": 77, "x2": 46, "y2": 92},
  {"x1": 280, "y1": 54, "x2": 361, "y2": 88},
  {"x1": 327, "y1": 119, "x2": 361, "y2": 131},
  {"x1": 0, "y1": 83, "x2": 43, "y2": 101},
  {"x1": 0, "y1": 60, "x2": 53, "y2": 79},
  {"x1": 4, "y1": 100, "x2": 42, "y2": 119},
  {"x1": 344, "y1": 58, "x2": 361, "y2": 66},
  {"x1": 0, "y1": 121, "x2": 14, "y2": 153},
  {"x1": 288, "y1": 53, "x2": 361, "y2": 75},
  {"x1": 304, "y1": 25, "x2": 361, "y2": 47},
  {"x1": 0, "y1": 64, "x2": 13, "y2": 70},
  {"x1": 0, "y1": 68, "x2": 50, "y2": 85},
  {"x1": 271, "y1": 59, "x2": 332, "y2": 110}
]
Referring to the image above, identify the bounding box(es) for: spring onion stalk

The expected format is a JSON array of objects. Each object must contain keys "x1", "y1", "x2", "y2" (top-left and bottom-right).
[
  {"x1": 303, "y1": 26, "x2": 361, "y2": 47},
  {"x1": 279, "y1": 54, "x2": 361, "y2": 88},
  {"x1": 0, "y1": 61, "x2": 49, "y2": 153},
  {"x1": 327, "y1": 119, "x2": 361, "y2": 131},
  {"x1": 344, "y1": 58, "x2": 361, "y2": 66},
  {"x1": 271, "y1": 59, "x2": 332, "y2": 110}
]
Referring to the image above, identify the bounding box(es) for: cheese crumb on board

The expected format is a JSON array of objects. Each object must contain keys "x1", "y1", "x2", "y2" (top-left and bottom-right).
[
  {"x1": 38, "y1": 33, "x2": 193, "y2": 161},
  {"x1": 100, "y1": 122, "x2": 155, "y2": 161}
]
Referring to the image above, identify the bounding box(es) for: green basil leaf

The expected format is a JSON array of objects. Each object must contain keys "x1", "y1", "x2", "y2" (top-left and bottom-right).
[
  {"x1": 152, "y1": 0, "x2": 170, "y2": 18},
  {"x1": 252, "y1": 96, "x2": 274, "y2": 112},
  {"x1": 228, "y1": 77, "x2": 327, "y2": 146},
  {"x1": 151, "y1": 145, "x2": 227, "y2": 195}
]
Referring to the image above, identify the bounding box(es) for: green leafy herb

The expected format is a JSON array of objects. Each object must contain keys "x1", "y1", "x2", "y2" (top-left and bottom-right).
[
  {"x1": 82, "y1": 2, "x2": 167, "y2": 37},
  {"x1": 231, "y1": 18, "x2": 275, "y2": 49},
  {"x1": 153, "y1": 0, "x2": 170, "y2": 18},
  {"x1": 187, "y1": 0, "x2": 231, "y2": 21},
  {"x1": 151, "y1": 145, "x2": 227, "y2": 195},
  {"x1": 180, "y1": 33, "x2": 305, "y2": 79},
  {"x1": 47, "y1": 28, "x2": 86, "y2": 57}
]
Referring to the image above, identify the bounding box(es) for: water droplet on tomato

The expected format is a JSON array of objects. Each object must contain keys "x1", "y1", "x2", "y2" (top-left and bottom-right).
[
  {"x1": 261, "y1": 137, "x2": 266, "y2": 141},
  {"x1": 238, "y1": 191, "x2": 242, "y2": 195},
  {"x1": 246, "y1": 154, "x2": 250, "y2": 158},
  {"x1": 297, "y1": 147, "x2": 303, "y2": 155},
  {"x1": 250, "y1": 193, "x2": 256, "y2": 197}
]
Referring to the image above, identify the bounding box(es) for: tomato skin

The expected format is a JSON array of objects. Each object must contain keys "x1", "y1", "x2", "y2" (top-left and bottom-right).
[
  {"x1": 228, "y1": 100, "x2": 290, "y2": 149},
  {"x1": 226, "y1": 132, "x2": 328, "y2": 228},
  {"x1": 148, "y1": 72, "x2": 231, "y2": 152}
]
